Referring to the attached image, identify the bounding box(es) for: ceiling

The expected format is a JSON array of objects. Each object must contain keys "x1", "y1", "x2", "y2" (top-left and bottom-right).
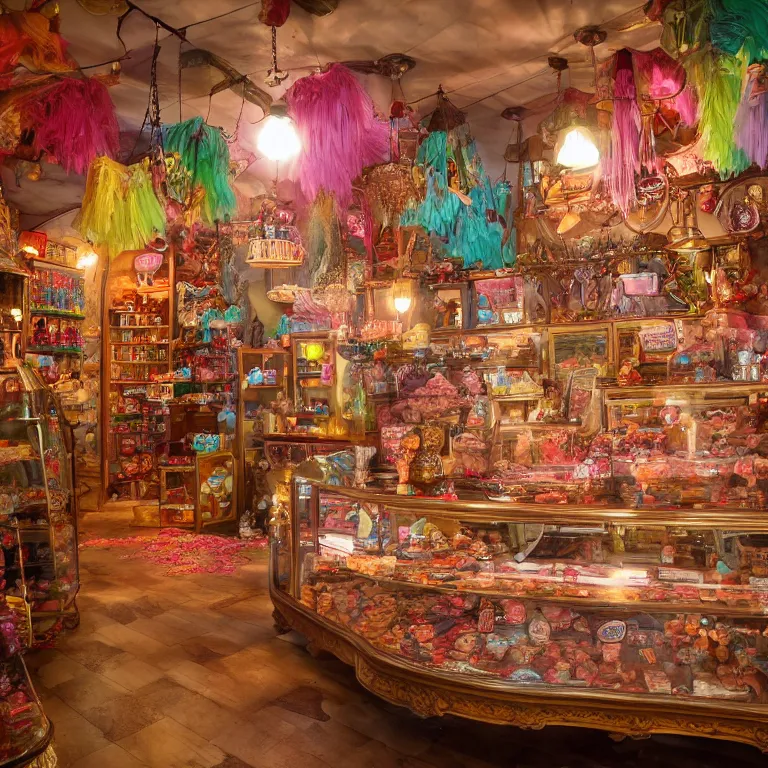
[{"x1": 3, "y1": 0, "x2": 662, "y2": 228}]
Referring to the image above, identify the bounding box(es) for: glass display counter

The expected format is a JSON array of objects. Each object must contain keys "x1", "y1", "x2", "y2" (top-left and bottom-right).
[
  {"x1": 0, "y1": 364, "x2": 79, "y2": 644},
  {"x1": 271, "y1": 480, "x2": 768, "y2": 751}
]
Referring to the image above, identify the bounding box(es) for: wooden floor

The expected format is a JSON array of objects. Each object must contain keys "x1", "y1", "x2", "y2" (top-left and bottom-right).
[{"x1": 28, "y1": 509, "x2": 768, "y2": 767}]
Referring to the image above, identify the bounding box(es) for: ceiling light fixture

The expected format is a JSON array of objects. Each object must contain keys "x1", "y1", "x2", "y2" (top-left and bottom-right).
[
  {"x1": 556, "y1": 125, "x2": 600, "y2": 169},
  {"x1": 264, "y1": 24, "x2": 288, "y2": 87},
  {"x1": 258, "y1": 103, "x2": 301, "y2": 163}
]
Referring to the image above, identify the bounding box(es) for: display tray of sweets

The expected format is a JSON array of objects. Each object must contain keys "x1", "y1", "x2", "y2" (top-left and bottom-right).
[{"x1": 301, "y1": 568, "x2": 768, "y2": 703}]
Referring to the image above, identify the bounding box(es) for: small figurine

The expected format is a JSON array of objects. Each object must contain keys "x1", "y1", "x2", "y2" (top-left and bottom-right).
[
  {"x1": 617, "y1": 359, "x2": 643, "y2": 387},
  {"x1": 248, "y1": 313, "x2": 264, "y2": 348}
]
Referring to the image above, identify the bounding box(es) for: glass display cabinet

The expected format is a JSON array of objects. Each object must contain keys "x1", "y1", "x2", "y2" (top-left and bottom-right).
[
  {"x1": 0, "y1": 364, "x2": 80, "y2": 643},
  {"x1": 0, "y1": 249, "x2": 74, "y2": 767},
  {"x1": 271, "y1": 480, "x2": 768, "y2": 751}
]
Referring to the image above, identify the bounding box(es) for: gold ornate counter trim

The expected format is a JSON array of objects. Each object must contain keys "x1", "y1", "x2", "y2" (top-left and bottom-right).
[
  {"x1": 303, "y1": 482, "x2": 768, "y2": 531},
  {"x1": 272, "y1": 588, "x2": 768, "y2": 752},
  {"x1": 25, "y1": 745, "x2": 56, "y2": 768}
]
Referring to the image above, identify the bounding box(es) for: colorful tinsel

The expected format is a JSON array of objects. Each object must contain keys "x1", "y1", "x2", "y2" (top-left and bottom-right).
[
  {"x1": 26, "y1": 78, "x2": 119, "y2": 175},
  {"x1": 162, "y1": 117, "x2": 236, "y2": 225},
  {"x1": 75, "y1": 157, "x2": 165, "y2": 257},
  {"x1": 607, "y1": 50, "x2": 641, "y2": 218},
  {"x1": 285, "y1": 63, "x2": 389, "y2": 206}
]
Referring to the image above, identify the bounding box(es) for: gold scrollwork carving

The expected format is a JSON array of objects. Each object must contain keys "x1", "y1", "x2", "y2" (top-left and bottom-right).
[{"x1": 272, "y1": 589, "x2": 768, "y2": 753}]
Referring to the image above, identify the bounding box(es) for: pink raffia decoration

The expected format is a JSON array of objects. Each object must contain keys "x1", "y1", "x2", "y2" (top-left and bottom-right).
[
  {"x1": 607, "y1": 49, "x2": 641, "y2": 218},
  {"x1": 736, "y1": 64, "x2": 768, "y2": 170},
  {"x1": 26, "y1": 77, "x2": 119, "y2": 175},
  {"x1": 79, "y1": 528, "x2": 267, "y2": 576},
  {"x1": 285, "y1": 63, "x2": 389, "y2": 206},
  {"x1": 674, "y1": 86, "x2": 698, "y2": 126}
]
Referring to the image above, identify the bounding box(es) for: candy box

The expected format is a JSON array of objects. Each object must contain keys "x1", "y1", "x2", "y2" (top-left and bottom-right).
[{"x1": 736, "y1": 536, "x2": 768, "y2": 577}]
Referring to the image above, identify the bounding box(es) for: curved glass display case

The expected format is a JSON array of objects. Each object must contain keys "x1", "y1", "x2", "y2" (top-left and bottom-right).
[
  {"x1": 271, "y1": 481, "x2": 768, "y2": 752},
  {"x1": 0, "y1": 364, "x2": 79, "y2": 645}
]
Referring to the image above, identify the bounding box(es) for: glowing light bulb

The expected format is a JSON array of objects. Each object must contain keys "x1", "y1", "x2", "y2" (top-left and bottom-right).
[
  {"x1": 556, "y1": 126, "x2": 600, "y2": 169},
  {"x1": 392, "y1": 278, "x2": 414, "y2": 314},
  {"x1": 394, "y1": 296, "x2": 412, "y2": 314},
  {"x1": 257, "y1": 114, "x2": 301, "y2": 162},
  {"x1": 76, "y1": 249, "x2": 98, "y2": 270},
  {"x1": 10, "y1": 308, "x2": 22, "y2": 322},
  {"x1": 21, "y1": 245, "x2": 38, "y2": 256}
]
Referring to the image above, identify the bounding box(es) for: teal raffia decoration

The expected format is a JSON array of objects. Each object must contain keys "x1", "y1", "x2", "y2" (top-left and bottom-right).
[
  {"x1": 708, "y1": 0, "x2": 768, "y2": 63},
  {"x1": 162, "y1": 117, "x2": 236, "y2": 224},
  {"x1": 685, "y1": 49, "x2": 748, "y2": 178},
  {"x1": 401, "y1": 126, "x2": 506, "y2": 269}
]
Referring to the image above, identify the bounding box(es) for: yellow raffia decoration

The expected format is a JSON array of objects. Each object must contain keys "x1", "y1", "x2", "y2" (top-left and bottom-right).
[{"x1": 75, "y1": 157, "x2": 165, "y2": 258}]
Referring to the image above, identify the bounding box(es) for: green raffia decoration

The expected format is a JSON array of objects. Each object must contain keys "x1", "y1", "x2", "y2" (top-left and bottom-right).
[
  {"x1": 163, "y1": 117, "x2": 236, "y2": 225},
  {"x1": 685, "y1": 48, "x2": 749, "y2": 178},
  {"x1": 75, "y1": 157, "x2": 165, "y2": 258}
]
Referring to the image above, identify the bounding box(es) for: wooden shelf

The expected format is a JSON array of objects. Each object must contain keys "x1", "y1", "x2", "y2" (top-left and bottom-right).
[
  {"x1": 30, "y1": 257, "x2": 84, "y2": 277},
  {"x1": 27, "y1": 346, "x2": 83, "y2": 355},
  {"x1": 601, "y1": 381, "x2": 768, "y2": 398},
  {"x1": 110, "y1": 325, "x2": 169, "y2": 330},
  {"x1": 30, "y1": 308, "x2": 85, "y2": 320},
  {"x1": 111, "y1": 360, "x2": 168, "y2": 365}
]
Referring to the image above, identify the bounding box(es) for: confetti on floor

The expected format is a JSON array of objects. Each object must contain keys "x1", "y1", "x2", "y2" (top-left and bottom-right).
[{"x1": 80, "y1": 527, "x2": 267, "y2": 575}]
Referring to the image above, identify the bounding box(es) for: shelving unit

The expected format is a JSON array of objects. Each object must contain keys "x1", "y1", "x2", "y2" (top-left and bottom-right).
[
  {"x1": 101, "y1": 249, "x2": 174, "y2": 502},
  {"x1": 291, "y1": 333, "x2": 339, "y2": 437},
  {"x1": 237, "y1": 347, "x2": 291, "y2": 520},
  {"x1": 25, "y1": 251, "x2": 86, "y2": 384}
]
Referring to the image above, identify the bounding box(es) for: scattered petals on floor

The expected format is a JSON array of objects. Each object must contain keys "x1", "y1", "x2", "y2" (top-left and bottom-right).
[{"x1": 79, "y1": 527, "x2": 267, "y2": 575}]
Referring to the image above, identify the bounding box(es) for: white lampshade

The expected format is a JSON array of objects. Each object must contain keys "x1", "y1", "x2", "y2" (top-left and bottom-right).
[
  {"x1": 257, "y1": 114, "x2": 301, "y2": 162},
  {"x1": 556, "y1": 126, "x2": 600, "y2": 169}
]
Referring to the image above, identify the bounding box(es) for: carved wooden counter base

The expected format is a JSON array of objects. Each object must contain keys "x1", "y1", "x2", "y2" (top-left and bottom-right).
[{"x1": 272, "y1": 588, "x2": 768, "y2": 753}]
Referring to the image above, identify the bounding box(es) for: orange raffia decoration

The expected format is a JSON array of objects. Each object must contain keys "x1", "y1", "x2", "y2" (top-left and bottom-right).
[{"x1": 0, "y1": 10, "x2": 74, "y2": 76}]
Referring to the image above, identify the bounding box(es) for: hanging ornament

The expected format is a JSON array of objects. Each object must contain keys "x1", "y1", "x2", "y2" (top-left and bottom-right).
[
  {"x1": 25, "y1": 77, "x2": 119, "y2": 175},
  {"x1": 285, "y1": 64, "x2": 389, "y2": 205},
  {"x1": 736, "y1": 63, "x2": 768, "y2": 169},
  {"x1": 162, "y1": 117, "x2": 236, "y2": 224},
  {"x1": 685, "y1": 49, "x2": 748, "y2": 178},
  {"x1": 607, "y1": 49, "x2": 641, "y2": 218},
  {"x1": 75, "y1": 157, "x2": 165, "y2": 257},
  {"x1": 259, "y1": 0, "x2": 290, "y2": 27}
]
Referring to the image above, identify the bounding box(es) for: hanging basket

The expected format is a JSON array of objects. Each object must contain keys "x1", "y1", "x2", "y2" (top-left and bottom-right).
[{"x1": 246, "y1": 228, "x2": 306, "y2": 268}]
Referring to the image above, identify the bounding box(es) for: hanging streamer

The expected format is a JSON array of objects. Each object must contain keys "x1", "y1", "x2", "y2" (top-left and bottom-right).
[
  {"x1": 735, "y1": 64, "x2": 768, "y2": 169},
  {"x1": 685, "y1": 49, "x2": 748, "y2": 178},
  {"x1": 607, "y1": 49, "x2": 640, "y2": 218},
  {"x1": 162, "y1": 117, "x2": 236, "y2": 225},
  {"x1": 285, "y1": 63, "x2": 389, "y2": 206},
  {"x1": 26, "y1": 77, "x2": 119, "y2": 175},
  {"x1": 75, "y1": 157, "x2": 165, "y2": 257}
]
